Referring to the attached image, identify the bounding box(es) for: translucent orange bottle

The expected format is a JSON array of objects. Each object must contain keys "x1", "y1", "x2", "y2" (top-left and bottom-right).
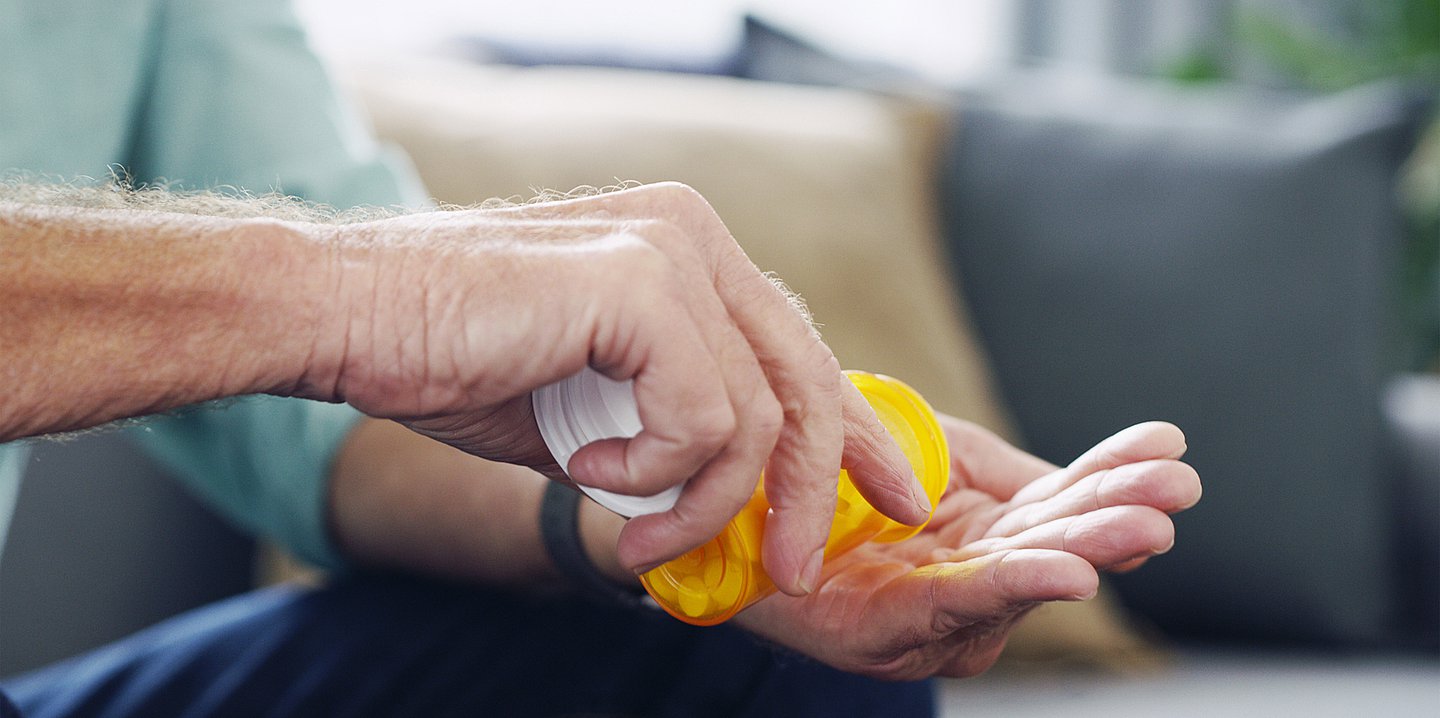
[{"x1": 534, "y1": 369, "x2": 949, "y2": 625}]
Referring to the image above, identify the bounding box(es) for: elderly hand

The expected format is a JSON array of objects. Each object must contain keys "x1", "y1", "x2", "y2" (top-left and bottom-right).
[
  {"x1": 734, "y1": 417, "x2": 1200, "y2": 680},
  {"x1": 322, "y1": 182, "x2": 928, "y2": 592}
]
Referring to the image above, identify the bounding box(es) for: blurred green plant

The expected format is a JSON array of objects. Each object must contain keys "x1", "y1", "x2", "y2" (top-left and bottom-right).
[
  {"x1": 1171, "y1": 0, "x2": 1439, "y2": 371},
  {"x1": 1238, "y1": 0, "x2": 1439, "y2": 91}
]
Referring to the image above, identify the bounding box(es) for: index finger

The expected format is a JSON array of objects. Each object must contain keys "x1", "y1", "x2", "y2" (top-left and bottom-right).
[
  {"x1": 1004, "y1": 422, "x2": 1187, "y2": 509},
  {"x1": 564, "y1": 240, "x2": 737, "y2": 502}
]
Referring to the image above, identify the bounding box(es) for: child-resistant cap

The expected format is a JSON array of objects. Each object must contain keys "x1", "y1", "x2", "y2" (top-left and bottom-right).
[{"x1": 532, "y1": 366, "x2": 683, "y2": 517}]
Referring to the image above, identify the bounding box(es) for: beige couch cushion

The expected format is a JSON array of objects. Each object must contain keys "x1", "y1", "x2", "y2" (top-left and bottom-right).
[{"x1": 345, "y1": 57, "x2": 1156, "y2": 669}]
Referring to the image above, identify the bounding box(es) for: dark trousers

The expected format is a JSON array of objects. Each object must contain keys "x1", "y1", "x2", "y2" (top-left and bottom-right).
[{"x1": 1, "y1": 574, "x2": 933, "y2": 717}]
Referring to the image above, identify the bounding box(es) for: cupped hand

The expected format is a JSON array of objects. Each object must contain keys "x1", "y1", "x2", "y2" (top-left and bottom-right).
[
  {"x1": 734, "y1": 417, "x2": 1200, "y2": 680},
  {"x1": 318, "y1": 183, "x2": 927, "y2": 593}
]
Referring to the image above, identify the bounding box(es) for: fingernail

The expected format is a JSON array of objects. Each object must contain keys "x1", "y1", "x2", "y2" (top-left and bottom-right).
[
  {"x1": 631, "y1": 559, "x2": 663, "y2": 575},
  {"x1": 799, "y1": 547, "x2": 825, "y2": 594}
]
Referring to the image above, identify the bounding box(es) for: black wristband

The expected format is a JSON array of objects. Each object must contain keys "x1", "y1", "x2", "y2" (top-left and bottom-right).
[{"x1": 540, "y1": 482, "x2": 650, "y2": 609}]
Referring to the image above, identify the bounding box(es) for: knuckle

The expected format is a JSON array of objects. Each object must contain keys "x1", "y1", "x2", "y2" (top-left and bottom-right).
[
  {"x1": 620, "y1": 220, "x2": 711, "y2": 284},
  {"x1": 625, "y1": 462, "x2": 681, "y2": 495},
  {"x1": 748, "y1": 392, "x2": 785, "y2": 441},
  {"x1": 644, "y1": 180, "x2": 705, "y2": 207},
  {"x1": 779, "y1": 353, "x2": 843, "y2": 423},
  {"x1": 808, "y1": 349, "x2": 844, "y2": 389},
  {"x1": 766, "y1": 470, "x2": 838, "y2": 511},
  {"x1": 607, "y1": 229, "x2": 667, "y2": 268},
  {"x1": 687, "y1": 402, "x2": 738, "y2": 450},
  {"x1": 604, "y1": 241, "x2": 687, "y2": 307},
  {"x1": 591, "y1": 232, "x2": 667, "y2": 288},
  {"x1": 665, "y1": 493, "x2": 742, "y2": 549}
]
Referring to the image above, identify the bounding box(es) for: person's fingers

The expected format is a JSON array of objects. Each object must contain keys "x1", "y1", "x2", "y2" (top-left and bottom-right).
[
  {"x1": 685, "y1": 272, "x2": 830, "y2": 596},
  {"x1": 489, "y1": 184, "x2": 925, "y2": 591},
  {"x1": 941, "y1": 505, "x2": 1176, "y2": 570},
  {"x1": 642, "y1": 184, "x2": 925, "y2": 592},
  {"x1": 608, "y1": 372, "x2": 783, "y2": 574},
  {"x1": 1070, "y1": 421, "x2": 1187, "y2": 474},
  {"x1": 981, "y1": 458, "x2": 1200, "y2": 539},
  {"x1": 749, "y1": 337, "x2": 846, "y2": 595},
  {"x1": 496, "y1": 187, "x2": 851, "y2": 594},
  {"x1": 1106, "y1": 556, "x2": 1151, "y2": 573},
  {"x1": 869, "y1": 551, "x2": 1094, "y2": 640},
  {"x1": 638, "y1": 220, "x2": 807, "y2": 589},
  {"x1": 568, "y1": 228, "x2": 791, "y2": 573},
  {"x1": 924, "y1": 482, "x2": 993, "y2": 533},
  {"x1": 614, "y1": 450, "x2": 764, "y2": 574},
  {"x1": 706, "y1": 257, "x2": 851, "y2": 596},
  {"x1": 940, "y1": 413, "x2": 1057, "y2": 500},
  {"x1": 869, "y1": 550, "x2": 1097, "y2": 646},
  {"x1": 684, "y1": 224, "x2": 859, "y2": 594},
  {"x1": 1004, "y1": 421, "x2": 1187, "y2": 509},
  {"x1": 839, "y1": 381, "x2": 934, "y2": 524},
  {"x1": 563, "y1": 237, "x2": 737, "y2": 499},
  {"x1": 818, "y1": 549, "x2": 1093, "y2": 680}
]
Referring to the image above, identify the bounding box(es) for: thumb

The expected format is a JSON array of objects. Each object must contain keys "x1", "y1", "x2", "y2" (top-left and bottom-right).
[{"x1": 867, "y1": 549, "x2": 1098, "y2": 642}]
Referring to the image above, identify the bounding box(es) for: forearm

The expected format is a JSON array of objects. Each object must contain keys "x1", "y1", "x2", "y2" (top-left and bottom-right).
[
  {"x1": 329, "y1": 418, "x2": 632, "y2": 589},
  {"x1": 0, "y1": 201, "x2": 337, "y2": 440}
]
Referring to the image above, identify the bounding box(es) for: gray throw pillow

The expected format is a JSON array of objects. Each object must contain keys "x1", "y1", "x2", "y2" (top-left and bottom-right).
[{"x1": 941, "y1": 72, "x2": 1422, "y2": 647}]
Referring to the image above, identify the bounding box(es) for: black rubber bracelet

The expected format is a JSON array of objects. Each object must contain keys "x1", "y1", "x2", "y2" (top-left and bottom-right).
[{"x1": 540, "y1": 481, "x2": 650, "y2": 609}]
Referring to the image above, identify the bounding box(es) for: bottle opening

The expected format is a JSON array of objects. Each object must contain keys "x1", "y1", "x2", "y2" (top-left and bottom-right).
[{"x1": 850, "y1": 373, "x2": 950, "y2": 543}]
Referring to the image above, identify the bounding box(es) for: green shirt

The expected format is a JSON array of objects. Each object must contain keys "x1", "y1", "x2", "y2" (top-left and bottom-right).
[{"x1": 0, "y1": 0, "x2": 426, "y2": 567}]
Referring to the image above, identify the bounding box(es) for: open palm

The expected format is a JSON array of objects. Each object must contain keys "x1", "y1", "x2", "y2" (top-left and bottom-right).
[{"x1": 737, "y1": 417, "x2": 1200, "y2": 680}]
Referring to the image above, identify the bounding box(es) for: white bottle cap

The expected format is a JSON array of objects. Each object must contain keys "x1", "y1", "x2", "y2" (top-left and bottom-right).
[{"x1": 532, "y1": 366, "x2": 683, "y2": 517}]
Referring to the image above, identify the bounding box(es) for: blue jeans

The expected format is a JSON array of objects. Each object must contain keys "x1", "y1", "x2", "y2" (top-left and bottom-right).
[{"x1": 1, "y1": 574, "x2": 933, "y2": 717}]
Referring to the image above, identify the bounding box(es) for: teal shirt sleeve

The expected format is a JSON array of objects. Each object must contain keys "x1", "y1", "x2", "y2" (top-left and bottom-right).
[
  {"x1": 121, "y1": 0, "x2": 428, "y2": 569},
  {"x1": 130, "y1": 400, "x2": 362, "y2": 569}
]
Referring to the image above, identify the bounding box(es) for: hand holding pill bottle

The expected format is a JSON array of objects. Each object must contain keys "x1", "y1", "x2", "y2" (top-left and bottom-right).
[{"x1": 535, "y1": 368, "x2": 949, "y2": 625}]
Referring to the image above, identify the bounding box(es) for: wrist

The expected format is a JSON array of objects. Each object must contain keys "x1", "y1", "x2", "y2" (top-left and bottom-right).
[
  {"x1": 312, "y1": 219, "x2": 449, "y2": 417},
  {"x1": 577, "y1": 495, "x2": 635, "y2": 588},
  {"x1": 541, "y1": 481, "x2": 650, "y2": 606},
  {"x1": 228, "y1": 217, "x2": 356, "y2": 402}
]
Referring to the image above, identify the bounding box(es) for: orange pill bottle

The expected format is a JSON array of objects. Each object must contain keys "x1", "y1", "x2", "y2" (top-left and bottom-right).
[{"x1": 534, "y1": 369, "x2": 949, "y2": 625}]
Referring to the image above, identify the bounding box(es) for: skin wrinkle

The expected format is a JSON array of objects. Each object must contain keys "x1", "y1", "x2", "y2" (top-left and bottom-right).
[
  {"x1": 628, "y1": 186, "x2": 897, "y2": 579},
  {"x1": 1059, "y1": 516, "x2": 1076, "y2": 556},
  {"x1": 322, "y1": 226, "x2": 351, "y2": 402},
  {"x1": 625, "y1": 219, "x2": 797, "y2": 546},
  {"x1": 1018, "y1": 467, "x2": 1111, "y2": 535},
  {"x1": 986, "y1": 459, "x2": 1198, "y2": 541},
  {"x1": 926, "y1": 565, "x2": 960, "y2": 638},
  {"x1": 1092, "y1": 465, "x2": 1116, "y2": 517},
  {"x1": 415, "y1": 243, "x2": 434, "y2": 413},
  {"x1": 440, "y1": 270, "x2": 469, "y2": 411},
  {"x1": 332, "y1": 237, "x2": 365, "y2": 406}
]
